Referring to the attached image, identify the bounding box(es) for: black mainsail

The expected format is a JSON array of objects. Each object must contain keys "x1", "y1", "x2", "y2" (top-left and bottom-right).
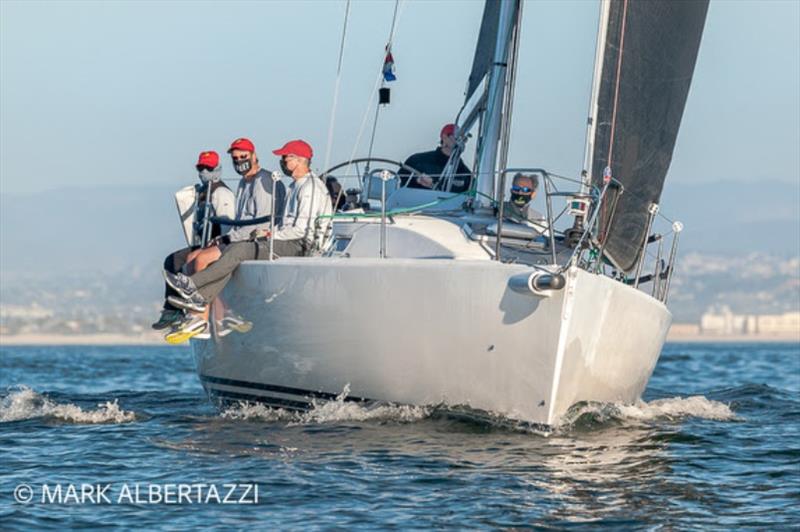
[
  {"x1": 589, "y1": 0, "x2": 709, "y2": 272},
  {"x1": 466, "y1": 1, "x2": 504, "y2": 103}
]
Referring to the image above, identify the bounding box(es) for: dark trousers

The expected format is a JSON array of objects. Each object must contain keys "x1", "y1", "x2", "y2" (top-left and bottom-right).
[
  {"x1": 162, "y1": 246, "x2": 198, "y2": 311},
  {"x1": 190, "y1": 239, "x2": 305, "y2": 302}
]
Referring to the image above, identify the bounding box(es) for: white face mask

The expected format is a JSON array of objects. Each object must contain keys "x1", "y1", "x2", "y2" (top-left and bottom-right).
[{"x1": 198, "y1": 166, "x2": 222, "y2": 183}]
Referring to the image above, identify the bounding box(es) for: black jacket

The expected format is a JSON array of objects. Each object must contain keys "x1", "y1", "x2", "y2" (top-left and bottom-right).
[{"x1": 399, "y1": 147, "x2": 473, "y2": 193}]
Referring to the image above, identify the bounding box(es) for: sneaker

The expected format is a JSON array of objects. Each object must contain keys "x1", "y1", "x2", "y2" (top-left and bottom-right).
[
  {"x1": 215, "y1": 322, "x2": 234, "y2": 337},
  {"x1": 164, "y1": 315, "x2": 208, "y2": 344},
  {"x1": 151, "y1": 308, "x2": 185, "y2": 330},
  {"x1": 220, "y1": 311, "x2": 253, "y2": 334},
  {"x1": 194, "y1": 329, "x2": 211, "y2": 340},
  {"x1": 163, "y1": 271, "x2": 200, "y2": 300},
  {"x1": 167, "y1": 294, "x2": 207, "y2": 313}
]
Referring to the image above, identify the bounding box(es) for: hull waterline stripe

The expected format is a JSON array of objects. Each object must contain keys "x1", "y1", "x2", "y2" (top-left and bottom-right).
[
  {"x1": 199, "y1": 374, "x2": 371, "y2": 403},
  {"x1": 207, "y1": 388, "x2": 311, "y2": 411},
  {"x1": 205, "y1": 378, "x2": 555, "y2": 431}
]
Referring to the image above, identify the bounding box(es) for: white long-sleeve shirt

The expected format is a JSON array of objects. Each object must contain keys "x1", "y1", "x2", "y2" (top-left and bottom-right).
[
  {"x1": 204, "y1": 184, "x2": 235, "y2": 236},
  {"x1": 275, "y1": 174, "x2": 332, "y2": 243},
  {"x1": 175, "y1": 183, "x2": 236, "y2": 246}
]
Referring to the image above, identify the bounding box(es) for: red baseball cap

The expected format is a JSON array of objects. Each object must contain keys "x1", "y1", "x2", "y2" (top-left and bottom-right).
[
  {"x1": 227, "y1": 137, "x2": 256, "y2": 153},
  {"x1": 440, "y1": 123, "x2": 457, "y2": 137},
  {"x1": 196, "y1": 150, "x2": 220, "y2": 168},
  {"x1": 272, "y1": 139, "x2": 313, "y2": 159}
]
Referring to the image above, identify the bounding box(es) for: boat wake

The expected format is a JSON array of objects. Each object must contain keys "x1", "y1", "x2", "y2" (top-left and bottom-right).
[
  {"x1": 559, "y1": 395, "x2": 737, "y2": 431},
  {"x1": 221, "y1": 385, "x2": 431, "y2": 424},
  {"x1": 218, "y1": 385, "x2": 736, "y2": 430},
  {"x1": 0, "y1": 386, "x2": 136, "y2": 424}
]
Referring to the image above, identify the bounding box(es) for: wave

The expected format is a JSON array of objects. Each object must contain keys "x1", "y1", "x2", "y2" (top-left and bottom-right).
[
  {"x1": 616, "y1": 396, "x2": 737, "y2": 421},
  {"x1": 0, "y1": 386, "x2": 136, "y2": 424},
  {"x1": 219, "y1": 384, "x2": 734, "y2": 430},
  {"x1": 220, "y1": 385, "x2": 431, "y2": 424},
  {"x1": 559, "y1": 395, "x2": 737, "y2": 430}
]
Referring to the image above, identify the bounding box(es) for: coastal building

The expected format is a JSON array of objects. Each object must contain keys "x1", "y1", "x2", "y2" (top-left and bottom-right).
[{"x1": 700, "y1": 305, "x2": 800, "y2": 337}]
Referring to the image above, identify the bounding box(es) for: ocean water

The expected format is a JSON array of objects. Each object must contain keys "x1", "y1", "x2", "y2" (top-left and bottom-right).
[{"x1": 1, "y1": 343, "x2": 798, "y2": 529}]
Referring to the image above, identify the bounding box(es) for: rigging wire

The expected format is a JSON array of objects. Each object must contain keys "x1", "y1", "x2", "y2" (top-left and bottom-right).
[
  {"x1": 322, "y1": 0, "x2": 352, "y2": 174},
  {"x1": 346, "y1": 0, "x2": 404, "y2": 172}
]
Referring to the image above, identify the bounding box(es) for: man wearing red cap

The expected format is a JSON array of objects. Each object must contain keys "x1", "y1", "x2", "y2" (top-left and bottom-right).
[
  {"x1": 151, "y1": 150, "x2": 235, "y2": 331},
  {"x1": 222, "y1": 137, "x2": 287, "y2": 244},
  {"x1": 156, "y1": 139, "x2": 286, "y2": 340},
  {"x1": 399, "y1": 123, "x2": 473, "y2": 193},
  {"x1": 268, "y1": 139, "x2": 333, "y2": 257},
  {"x1": 163, "y1": 139, "x2": 330, "y2": 341}
]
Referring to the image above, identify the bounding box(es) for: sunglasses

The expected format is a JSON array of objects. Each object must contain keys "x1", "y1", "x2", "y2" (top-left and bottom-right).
[
  {"x1": 511, "y1": 185, "x2": 533, "y2": 194},
  {"x1": 196, "y1": 165, "x2": 214, "y2": 171}
]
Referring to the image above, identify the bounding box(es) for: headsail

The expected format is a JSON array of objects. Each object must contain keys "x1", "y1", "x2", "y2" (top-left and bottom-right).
[{"x1": 589, "y1": 0, "x2": 709, "y2": 272}]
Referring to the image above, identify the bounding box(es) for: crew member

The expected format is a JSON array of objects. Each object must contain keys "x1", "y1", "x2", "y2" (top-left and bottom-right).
[
  {"x1": 503, "y1": 173, "x2": 545, "y2": 225},
  {"x1": 398, "y1": 123, "x2": 473, "y2": 193},
  {"x1": 268, "y1": 140, "x2": 333, "y2": 257},
  {"x1": 151, "y1": 150, "x2": 235, "y2": 330}
]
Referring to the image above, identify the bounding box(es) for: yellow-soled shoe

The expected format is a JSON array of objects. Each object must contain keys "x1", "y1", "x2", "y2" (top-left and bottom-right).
[
  {"x1": 164, "y1": 316, "x2": 208, "y2": 344},
  {"x1": 222, "y1": 313, "x2": 253, "y2": 334}
]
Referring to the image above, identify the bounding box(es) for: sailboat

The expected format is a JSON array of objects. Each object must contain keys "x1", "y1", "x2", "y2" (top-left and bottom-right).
[{"x1": 191, "y1": 0, "x2": 709, "y2": 427}]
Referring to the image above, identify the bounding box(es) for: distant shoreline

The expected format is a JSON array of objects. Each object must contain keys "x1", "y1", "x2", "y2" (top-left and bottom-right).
[
  {"x1": 0, "y1": 331, "x2": 797, "y2": 347},
  {"x1": 0, "y1": 333, "x2": 167, "y2": 346},
  {"x1": 665, "y1": 333, "x2": 799, "y2": 344}
]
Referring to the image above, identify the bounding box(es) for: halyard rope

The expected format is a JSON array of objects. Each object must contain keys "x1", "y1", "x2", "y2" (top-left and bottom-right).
[
  {"x1": 322, "y1": 0, "x2": 352, "y2": 173},
  {"x1": 346, "y1": 0, "x2": 404, "y2": 173}
]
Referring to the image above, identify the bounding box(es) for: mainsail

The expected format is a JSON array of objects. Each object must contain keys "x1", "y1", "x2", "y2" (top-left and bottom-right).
[
  {"x1": 464, "y1": 0, "x2": 520, "y2": 204},
  {"x1": 589, "y1": 0, "x2": 709, "y2": 272},
  {"x1": 465, "y1": 1, "x2": 503, "y2": 103}
]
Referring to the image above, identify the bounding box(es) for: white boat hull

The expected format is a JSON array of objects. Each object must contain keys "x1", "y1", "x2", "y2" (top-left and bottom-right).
[{"x1": 192, "y1": 259, "x2": 671, "y2": 426}]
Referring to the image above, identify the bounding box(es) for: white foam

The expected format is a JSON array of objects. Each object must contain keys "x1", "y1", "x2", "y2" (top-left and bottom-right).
[
  {"x1": 220, "y1": 384, "x2": 430, "y2": 424},
  {"x1": 0, "y1": 386, "x2": 136, "y2": 424},
  {"x1": 221, "y1": 387, "x2": 735, "y2": 428},
  {"x1": 220, "y1": 403, "x2": 295, "y2": 422},
  {"x1": 558, "y1": 395, "x2": 737, "y2": 429},
  {"x1": 616, "y1": 395, "x2": 736, "y2": 421}
]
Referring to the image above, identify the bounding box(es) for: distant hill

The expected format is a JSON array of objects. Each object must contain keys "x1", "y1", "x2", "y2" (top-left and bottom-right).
[
  {"x1": 0, "y1": 180, "x2": 798, "y2": 276},
  {"x1": 0, "y1": 185, "x2": 185, "y2": 275},
  {"x1": 660, "y1": 180, "x2": 800, "y2": 257}
]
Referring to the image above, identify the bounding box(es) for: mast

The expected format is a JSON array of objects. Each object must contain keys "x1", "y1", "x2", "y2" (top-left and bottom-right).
[
  {"x1": 474, "y1": 0, "x2": 520, "y2": 207},
  {"x1": 581, "y1": 0, "x2": 611, "y2": 195}
]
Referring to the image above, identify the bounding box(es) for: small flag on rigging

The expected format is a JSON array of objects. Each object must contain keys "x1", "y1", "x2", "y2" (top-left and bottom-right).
[{"x1": 382, "y1": 46, "x2": 396, "y2": 82}]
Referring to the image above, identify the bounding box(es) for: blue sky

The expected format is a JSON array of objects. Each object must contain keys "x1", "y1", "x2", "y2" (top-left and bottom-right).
[{"x1": 1, "y1": 0, "x2": 798, "y2": 195}]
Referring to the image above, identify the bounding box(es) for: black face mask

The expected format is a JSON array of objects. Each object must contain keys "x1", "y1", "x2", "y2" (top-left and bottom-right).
[
  {"x1": 234, "y1": 157, "x2": 252, "y2": 176},
  {"x1": 280, "y1": 159, "x2": 293, "y2": 177},
  {"x1": 511, "y1": 192, "x2": 531, "y2": 207}
]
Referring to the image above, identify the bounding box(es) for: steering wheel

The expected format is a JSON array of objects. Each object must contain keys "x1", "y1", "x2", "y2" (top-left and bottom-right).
[{"x1": 320, "y1": 157, "x2": 426, "y2": 189}]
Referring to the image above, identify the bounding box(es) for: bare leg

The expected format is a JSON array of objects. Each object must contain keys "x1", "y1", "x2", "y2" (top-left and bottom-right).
[
  {"x1": 193, "y1": 246, "x2": 222, "y2": 271},
  {"x1": 184, "y1": 245, "x2": 221, "y2": 275}
]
